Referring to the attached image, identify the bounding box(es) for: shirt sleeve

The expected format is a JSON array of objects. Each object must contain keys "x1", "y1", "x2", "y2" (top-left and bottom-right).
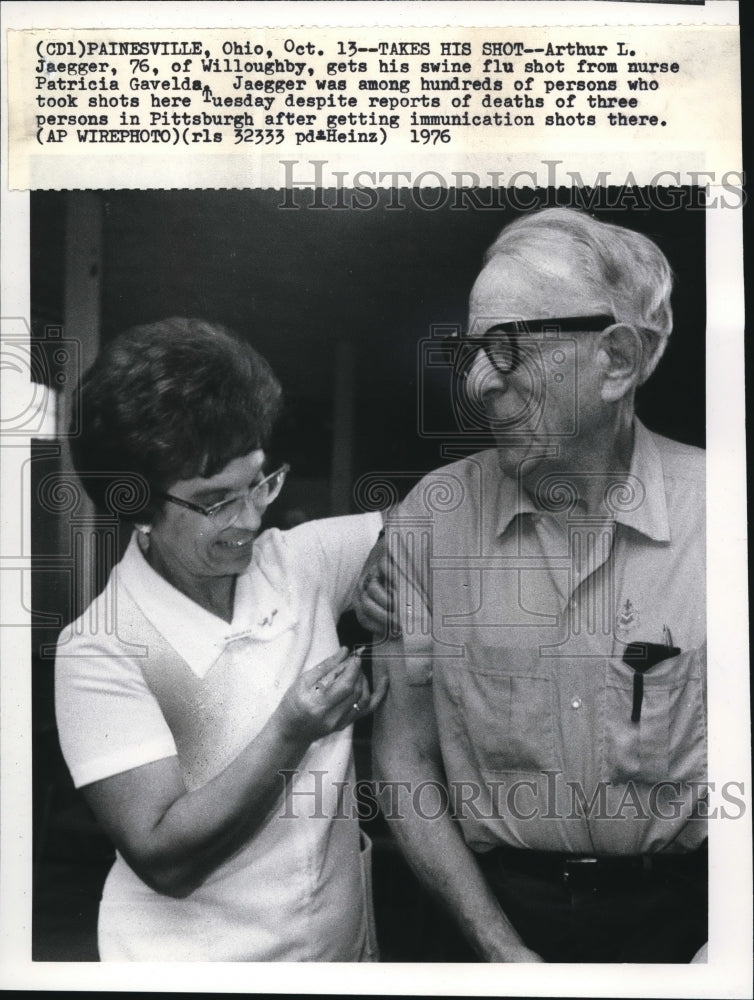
[
  {"x1": 283, "y1": 512, "x2": 383, "y2": 619},
  {"x1": 55, "y1": 629, "x2": 178, "y2": 789},
  {"x1": 386, "y1": 497, "x2": 435, "y2": 688}
]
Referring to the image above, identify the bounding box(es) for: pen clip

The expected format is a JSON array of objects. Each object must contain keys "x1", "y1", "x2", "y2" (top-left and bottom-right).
[{"x1": 623, "y1": 639, "x2": 681, "y2": 723}]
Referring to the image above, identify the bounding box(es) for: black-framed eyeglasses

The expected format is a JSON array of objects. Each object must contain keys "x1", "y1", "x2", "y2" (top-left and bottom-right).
[
  {"x1": 448, "y1": 314, "x2": 616, "y2": 375},
  {"x1": 159, "y1": 463, "x2": 290, "y2": 530}
]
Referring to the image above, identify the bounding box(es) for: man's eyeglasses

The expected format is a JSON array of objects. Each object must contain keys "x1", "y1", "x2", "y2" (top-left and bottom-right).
[
  {"x1": 159, "y1": 464, "x2": 290, "y2": 530},
  {"x1": 448, "y1": 314, "x2": 616, "y2": 376}
]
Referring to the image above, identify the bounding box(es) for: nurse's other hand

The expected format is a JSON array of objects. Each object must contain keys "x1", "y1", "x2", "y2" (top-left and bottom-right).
[
  {"x1": 353, "y1": 534, "x2": 400, "y2": 637},
  {"x1": 277, "y1": 647, "x2": 387, "y2": 743}
]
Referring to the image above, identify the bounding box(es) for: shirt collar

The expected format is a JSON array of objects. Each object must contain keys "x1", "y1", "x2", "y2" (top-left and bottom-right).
[
  {"x1": 493, "y1": 420, "x2": 670, "y2": 543},
  {"x1": 117, "y1": 532, "x2": 295, "y2": 677},
  {"x1": 494, "y1": 468, "x2": 540, "y2": 536},
  {"x1": 616, "y1": 419, "x2": 671, "y2": 542}
]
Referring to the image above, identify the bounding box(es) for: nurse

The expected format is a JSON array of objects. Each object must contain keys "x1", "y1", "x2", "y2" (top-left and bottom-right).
[{"x1": 55, "y1": 317, "x2": 387, "y2": 961}]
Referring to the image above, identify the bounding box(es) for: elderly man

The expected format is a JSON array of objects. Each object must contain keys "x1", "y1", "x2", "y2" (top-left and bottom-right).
[{"x1": 361, "y1": 208, "x2": 707, "y2": 963}]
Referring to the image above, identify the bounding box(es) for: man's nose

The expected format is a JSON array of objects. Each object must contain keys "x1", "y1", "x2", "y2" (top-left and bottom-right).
[{"x1": 466, "y1": 347, "x2": 509, "y2": 400}]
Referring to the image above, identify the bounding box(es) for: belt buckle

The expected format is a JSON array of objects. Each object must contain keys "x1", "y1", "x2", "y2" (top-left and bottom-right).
[{"x1": 562, "y1": 856, "x2": 599, "y2": 889}]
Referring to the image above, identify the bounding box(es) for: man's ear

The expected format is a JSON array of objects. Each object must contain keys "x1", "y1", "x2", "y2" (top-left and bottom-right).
[{"x1": 596, "y1": 323, "x2": 644, "y2": 402}]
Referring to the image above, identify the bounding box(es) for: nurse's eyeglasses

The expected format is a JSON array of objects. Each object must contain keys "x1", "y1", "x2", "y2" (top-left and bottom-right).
[
  {"x1": 159, "y1": 464, "x2": 290, "y2": 530},
  {"x1": 449, "y1": 314, "x2": 616, "y2": 375}
]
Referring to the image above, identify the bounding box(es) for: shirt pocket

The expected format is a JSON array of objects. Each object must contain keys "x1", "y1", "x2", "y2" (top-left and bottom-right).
[
  {"x1": 457, "y1": 665, "x2": 559, "y2": 774},
  {"x1": 601, "y1": 649, "x2": 706, "y2": 785}
]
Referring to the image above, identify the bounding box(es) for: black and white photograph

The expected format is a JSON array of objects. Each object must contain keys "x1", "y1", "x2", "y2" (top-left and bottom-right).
[{"x1": 29, "y1": 187, "x2": 708, "y2": 963}]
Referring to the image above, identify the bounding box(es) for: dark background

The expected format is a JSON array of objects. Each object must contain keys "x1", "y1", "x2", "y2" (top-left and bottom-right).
[
  {"x1": 32, "y1": 188, "x2": 706, "y2": 473},
  {"x1": 30, "y1": 188, "x2": 705, "y2": 960}
]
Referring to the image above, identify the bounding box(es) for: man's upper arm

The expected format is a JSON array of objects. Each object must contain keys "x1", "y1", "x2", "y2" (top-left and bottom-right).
[
  {"x1": 373, "y1": 495, "x2": 442, "y2": 766},
  {"x1": 372, "y1": 639, "x2": 441, "y2": 769}
]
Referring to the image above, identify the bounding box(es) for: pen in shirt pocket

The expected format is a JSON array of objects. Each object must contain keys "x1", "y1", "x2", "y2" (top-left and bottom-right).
[{"x1": 623, "y1": 625, "x2": 680, "y2": 723}]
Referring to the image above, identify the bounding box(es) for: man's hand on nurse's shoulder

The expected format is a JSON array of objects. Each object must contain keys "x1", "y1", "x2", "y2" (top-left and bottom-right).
[
  {"x1": 277, "y1": 646, "x2": 388, "y2": 744},
  {"x1": 353, "y1": 532, "x2": 401, "y2": 638}
]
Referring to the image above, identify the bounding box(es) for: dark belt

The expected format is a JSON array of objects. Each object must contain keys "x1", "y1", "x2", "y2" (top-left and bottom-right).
[{"x1": 477, "y1": 841, "x2": 707, "y2": 891}]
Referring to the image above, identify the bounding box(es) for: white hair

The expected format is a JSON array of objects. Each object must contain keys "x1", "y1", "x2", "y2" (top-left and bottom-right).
[{"x1": 484, "y1": 208, "x2": 674, "y2": 383}]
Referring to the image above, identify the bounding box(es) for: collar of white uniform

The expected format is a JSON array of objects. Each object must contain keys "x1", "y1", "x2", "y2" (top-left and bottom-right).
[
  {"x1": 117, "y1": 531, "x2": 296, "y2": 678},
  {"x1": 494, "y1": 419, "x2": 671, "y2": 543}
]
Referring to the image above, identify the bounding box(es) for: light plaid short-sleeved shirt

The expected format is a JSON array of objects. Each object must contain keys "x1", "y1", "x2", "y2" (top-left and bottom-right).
[{"x1": 388, "y1": 422, "x2": 706, "y2": 856}]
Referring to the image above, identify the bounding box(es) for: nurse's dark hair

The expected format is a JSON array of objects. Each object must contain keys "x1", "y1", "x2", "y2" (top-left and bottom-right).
[{"x1": 69, "y1": 317, "x2": 283, "y2": 523}]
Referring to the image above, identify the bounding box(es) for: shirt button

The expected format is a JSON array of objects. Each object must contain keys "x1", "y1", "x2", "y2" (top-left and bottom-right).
[{"x1": 570, "y1": 697, "x2": 582, "y2": 710}]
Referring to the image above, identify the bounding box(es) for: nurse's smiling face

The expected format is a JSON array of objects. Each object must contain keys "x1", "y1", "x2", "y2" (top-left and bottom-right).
[{"x1": 146, "y1": 449, "x2": 267, "y2": 592}]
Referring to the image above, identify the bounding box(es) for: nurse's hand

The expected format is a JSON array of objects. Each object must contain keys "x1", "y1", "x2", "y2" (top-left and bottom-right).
[
  {"x1": 81, "y1": 662, "x2": 386, "y2": 901},
  {"x1": 278, "y1": 647, "x2": 388, "y2": 743},
  {"x1": 353, "y1": 533, "x2": 400, "y2": 637}
]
